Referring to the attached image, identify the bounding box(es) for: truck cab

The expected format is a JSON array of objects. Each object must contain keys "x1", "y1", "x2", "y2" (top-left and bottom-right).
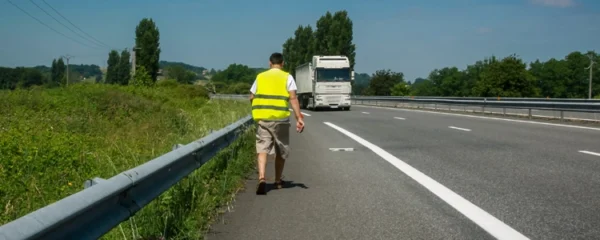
[{"x1": 295, "y1": 55, "x2": 354, "y2": 111}]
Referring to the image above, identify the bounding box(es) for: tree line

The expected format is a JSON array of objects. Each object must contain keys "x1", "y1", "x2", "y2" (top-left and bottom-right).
[
  {"x1": 0, "y1": 60, "x2": 103, "y2": 89},
  {"x1": 360, "y1": 51, "x2": 599, "y2": 98},
  {"x1": 281, "y1": 10, "x2": 356, "y2": 77}
]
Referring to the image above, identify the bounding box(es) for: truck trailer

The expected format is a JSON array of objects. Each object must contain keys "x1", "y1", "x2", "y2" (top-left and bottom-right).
[{"x1": 294, "y1": 55, "x2": 354, "y2": 111}]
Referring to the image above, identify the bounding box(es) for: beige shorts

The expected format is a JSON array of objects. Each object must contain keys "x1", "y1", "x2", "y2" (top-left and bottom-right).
[{"x1": 256, "y1": 120, "x2": 290, "y2": 159}]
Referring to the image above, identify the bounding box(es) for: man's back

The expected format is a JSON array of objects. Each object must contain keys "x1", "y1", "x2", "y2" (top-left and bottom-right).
[{"x1": 249, "y1": 52, "x2": 304, "y2": 195}]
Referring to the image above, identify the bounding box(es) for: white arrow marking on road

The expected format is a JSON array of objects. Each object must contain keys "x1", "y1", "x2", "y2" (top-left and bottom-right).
[
  {"x1": 394, "y1": 117, "x2": 406, "y2": 120},
  {"x1": 324, "y1": 121, "x2": 529, "y2": 240},
  {"x1": 449, "y1": 126, "x2": 471, "y2": 132},
  {"x1": 329, "y1": 148, "x2": 354, "y2": 152},
  {"x1": 579, "y1": 150, "x2": 600, "y2": 157}
]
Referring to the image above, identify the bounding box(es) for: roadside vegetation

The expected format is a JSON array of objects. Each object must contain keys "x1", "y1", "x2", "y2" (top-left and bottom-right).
[{"x1": 0, "y1": 81, "x2": 255, "y2": 239}]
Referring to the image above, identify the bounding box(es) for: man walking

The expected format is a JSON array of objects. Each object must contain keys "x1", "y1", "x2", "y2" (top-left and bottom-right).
[{"x1": 249, "y1": 52, "x2": 305, "y2": 195}]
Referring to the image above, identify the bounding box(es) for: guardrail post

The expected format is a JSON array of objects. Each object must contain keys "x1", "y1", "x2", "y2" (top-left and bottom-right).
[
  {"x1": 503, "y1": 108, "x2": 506, "y2": 116},
  {"x1": 560, "y1": 111, "x2": 564, "y2": 121},
  {"x1": 434, "y1": 103, "x2": 437, "y2": 110},
  {"x1": 528, "y1": 109, "x2": 532, "y2": 119}
]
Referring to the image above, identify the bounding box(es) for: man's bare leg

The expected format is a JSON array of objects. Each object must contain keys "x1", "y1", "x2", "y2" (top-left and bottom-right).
[
  {"x1": 274, "y1": 153, "x2": 285, "y2": 188},
  {"x1": 256, "y1": 152, "x2": 268, "y2": 194}
]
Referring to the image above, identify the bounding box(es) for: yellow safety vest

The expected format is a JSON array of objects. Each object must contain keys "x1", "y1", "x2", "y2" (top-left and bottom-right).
[{"x1": 252, "y1": 68, "x2": 291, "y2": 121}]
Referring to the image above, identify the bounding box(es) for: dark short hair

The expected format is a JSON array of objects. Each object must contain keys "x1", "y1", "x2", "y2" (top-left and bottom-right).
[{"x1": 269, "y1": 52, "x2": 284, "y2": 65}]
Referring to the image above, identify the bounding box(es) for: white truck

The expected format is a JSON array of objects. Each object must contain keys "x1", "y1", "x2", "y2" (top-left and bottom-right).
[{"x1": 294, "y1": 55, "x2": 354, "y2": 111}]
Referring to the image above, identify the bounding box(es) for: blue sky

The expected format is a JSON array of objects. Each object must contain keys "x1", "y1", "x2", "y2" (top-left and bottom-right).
[{"x1": 0, "y1": 0, "x2": 599, "y2": 81}]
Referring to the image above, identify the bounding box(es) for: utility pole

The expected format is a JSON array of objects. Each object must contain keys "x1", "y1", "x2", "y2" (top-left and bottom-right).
[
  {"x1": 585, "y1": 53, "x2": 596, "y2": 99},
  {"x1": 61, "y1": 55, "x2": 73, "y2": 87},
  {"x1": 132, "y1": 46, "x2": 141, "y2": 75}
]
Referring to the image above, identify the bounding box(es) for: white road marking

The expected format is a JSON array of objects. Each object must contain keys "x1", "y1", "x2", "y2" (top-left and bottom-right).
[
  {"x1": 449, "y1": 126, "x2": 471, "y2": 132},
  {"x1": 323, "y1": 121, "x2": 529, "y2": 240},
  {"x1": 289, "y1": 109, "x2": 311, "y2": 116},
  {"x1": 394, "y1": 117, "x2": 406, "y2": 120},
  {"x1": 579, "y1": 150, "x2": 600, "y2": 157},
  {"x1": 329, "y1": 148, "x2": 355, "y2": 152},
  {"x1": 355, "y1": 105, "x2": 600, "y2": 132},
  {"x1": 362, "y1": 112, "x2": 370, "y2": 114}
]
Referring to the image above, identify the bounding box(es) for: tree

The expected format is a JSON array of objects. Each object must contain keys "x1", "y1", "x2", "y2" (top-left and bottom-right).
[
  {"x1": 117, "y1": 49, "x2": 131, "y2": 85},
  {"x1": 130, "y1": 66, "x2": 153, "y2": 87},
  {"x1": 365, "y1": 69, "x2": 404, "y2": 96},
  {"x1": 473, "y1": 54, "x2": 538, "y2": 97},
  {"x1": 166, "y1": 65, "x2": 196, "y2": 84},
  {"x1": 135, "y1": 18, "x2": 161, "y2": 83},
  {"x1": 282, "y1": 10, "x2": 356, "y2": 77},
  {"x1": 410, "y1": 79, "x2": 437, "y2": 96},
  {"x1": 352, "y1": 73, "x2": 371, "y2": 95},
  {"x1": 105, "y1": 50, "x2": 119, "y2": 84},
  {"x1": 50, "y1": 58, "x2": 66, "y2": 86},
  {"x1": 49, "y1": 59, "x2": 61, "y2": 87},
  {"x1": 391, "y1": 82, "x2": 411, "y2": 96},
  {"x1": 427, "y1": 67, "x2": 465, "y2": 96},
  {"x1": 211, "y1": 63, "x2": 256, "y2": 84},
  {"x1": 314, "y1": 11, "x2": 356, "y2": 69}
]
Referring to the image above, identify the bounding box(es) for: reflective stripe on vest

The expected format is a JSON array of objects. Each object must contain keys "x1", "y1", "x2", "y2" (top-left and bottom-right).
[{"x1": 251, "y1": 68, "x2": 291, "y2": 121}]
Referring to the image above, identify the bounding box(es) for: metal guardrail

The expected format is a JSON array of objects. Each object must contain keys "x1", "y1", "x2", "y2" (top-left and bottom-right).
[
  {"x1": 352, "y1": 95, "x2": 600, "y2": 103},
  {"x1": 209, "y1": 94, "x2": 249, "y2": 100},
  {"x1": 209, "y1": 94, "x2": 600, "y2": 112},
  {"x1": 352, "y1": 96, "x2": 600, "y2": 113},
  {"x1": 0, "y1": 115, "x2": 254, "y2": 240}
]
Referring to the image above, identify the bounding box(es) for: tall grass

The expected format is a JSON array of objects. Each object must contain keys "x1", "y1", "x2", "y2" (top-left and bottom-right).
[{"x1": 0, "y1": 81, "x2": 255, "y2": 239}]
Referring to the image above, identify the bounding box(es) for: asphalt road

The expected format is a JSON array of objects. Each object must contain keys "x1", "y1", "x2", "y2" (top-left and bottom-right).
[{"x1": 206, "y1": 105, "x2": 600, "y2": 240}]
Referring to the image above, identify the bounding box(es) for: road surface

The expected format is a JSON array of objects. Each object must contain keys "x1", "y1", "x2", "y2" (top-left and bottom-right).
[{"x1": 206, "y1": 105, "x2": 600, "y2": 240}]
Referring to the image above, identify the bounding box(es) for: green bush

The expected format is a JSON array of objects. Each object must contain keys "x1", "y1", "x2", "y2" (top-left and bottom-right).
[{"x1": 0, "y1": 83, "x2": 253, "y2": 239}]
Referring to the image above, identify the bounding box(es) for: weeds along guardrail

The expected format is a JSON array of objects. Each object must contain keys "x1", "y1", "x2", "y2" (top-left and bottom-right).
[{"x1": 0, "y1": 115, "x2": 254, "y2": 240}]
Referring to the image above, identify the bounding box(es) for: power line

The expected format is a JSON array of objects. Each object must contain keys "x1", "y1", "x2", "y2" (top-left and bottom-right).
[
  {"x1": 28, "y1": 0, "x2": 105, "y2": 49},
  {"x1": 40, "y1": 0, "x2": 112, "y2": 49},
  {"x1": 5, "y1": 0, "x2": 100, "y2": 49}
]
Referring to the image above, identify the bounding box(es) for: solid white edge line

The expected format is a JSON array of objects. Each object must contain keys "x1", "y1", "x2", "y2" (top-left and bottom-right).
[
  {"x1": 355, "y1": 105, "x2": 600, "y2": 132},
  {"x1": 449, "y1": 126, "x2": 472, "y2": 132},
  {"x1": 323, "y1": 121, "x2": 529, "y2": 240},
  {"x1": 394, "y1": 117, "x2": 406, "y2": 120},
  {"x1": 579, "y1": 150, "x2": 600, "y2": 157}
]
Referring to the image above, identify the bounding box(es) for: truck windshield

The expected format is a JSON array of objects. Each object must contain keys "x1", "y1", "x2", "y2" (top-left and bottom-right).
[{"x1": 316, "y1": 68, "x2": 351, "y2": 82}]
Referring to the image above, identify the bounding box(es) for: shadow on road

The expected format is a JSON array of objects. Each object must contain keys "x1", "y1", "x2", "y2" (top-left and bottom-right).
[{"x1": 265, "y1": 180, "x2": 309, "y2": 193}]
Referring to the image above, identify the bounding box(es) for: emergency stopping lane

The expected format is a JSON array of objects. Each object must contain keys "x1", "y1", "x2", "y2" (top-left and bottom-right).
[{"x1": 207, "y1": 104, "x2": 600, "y2": 240}]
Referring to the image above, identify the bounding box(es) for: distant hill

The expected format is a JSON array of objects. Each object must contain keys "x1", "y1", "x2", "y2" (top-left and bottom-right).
[{"x1": 160, "y1": 61, "x2": 207, "y2": 76}]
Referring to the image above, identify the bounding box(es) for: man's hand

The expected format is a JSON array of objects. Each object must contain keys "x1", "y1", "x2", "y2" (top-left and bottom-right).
[
  {"x1": 296, "y1": 117, "x2": 305, "y2": 133},
  {"x1": 288, "y1": 90, "x2": 304, "y2": 133}
]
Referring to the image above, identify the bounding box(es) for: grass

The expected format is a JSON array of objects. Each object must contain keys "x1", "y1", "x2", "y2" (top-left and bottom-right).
[{"x1": 0, "y1": 80, "x2": 255, "y2": 239}]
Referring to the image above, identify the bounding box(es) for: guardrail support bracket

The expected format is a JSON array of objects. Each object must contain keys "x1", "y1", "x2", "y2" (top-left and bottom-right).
[
  {"x1": 172, "y1": 143, "x2": 184, "y2": 150},
  {"x1": 84, "y1": 177, "x2": 107, "y2": 189}
]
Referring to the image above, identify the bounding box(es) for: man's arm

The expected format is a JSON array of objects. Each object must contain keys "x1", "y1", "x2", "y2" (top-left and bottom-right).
[
  {"x1": 249, "y1": 80, "x2": 256, "y2": 103},
  {"x1": 288, "y1": 90, "x2": 302, "y2": 121}
]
